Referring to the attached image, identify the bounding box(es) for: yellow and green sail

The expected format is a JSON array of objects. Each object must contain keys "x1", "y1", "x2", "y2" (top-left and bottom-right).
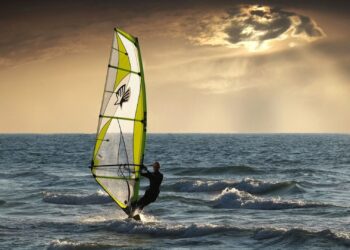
[{"x1": 91, "y1": 28, "x2": 147, "y2": 215}]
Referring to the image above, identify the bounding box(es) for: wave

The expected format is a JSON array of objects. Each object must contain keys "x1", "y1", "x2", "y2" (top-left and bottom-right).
[
  {"x1": 161, "y1": 194, "x2": 207, "y2": 206},
  {"x1": 254, "y1": 228, "x2": 350, "y2": 247},
  {"x1": 281, "y1": 167, "x2": 339, "y2": 175},
  {"x1": 172, "y1": 165, "x2": 262, "y2": 176},
  {"x1": 212, "y1": 188, "x2": 329, "y2": 210},
  {"x1": 105, "y1": 220, "x2": 245, "y2": 238},
  {"x1": 164, "y1": 180, "x2": 236, "y2": 192},
  {"x1": 156, "y1": 189, "x2": 337, "y2": 211},
  {"x1": 164, "y1": 178, "x2": 304, "y2": 194},
  {"x1": 42, "y1": 217, "x2": 350, "y2": 248},
  {"x1": 1, "y1": 170, "x2": 60, "y2": 182},
  {"x1": 47, "y1": 240, "x2": 115, "y2": 250},
  {"x1": 235, "y1": 178, "x2": 304, "y2": 195},
  {"x1": 42, "y1": 190, "x2": 112, "y2": 205},
  {"x1": 78, "y1": 219, "x2": 350, "y2": 247}
]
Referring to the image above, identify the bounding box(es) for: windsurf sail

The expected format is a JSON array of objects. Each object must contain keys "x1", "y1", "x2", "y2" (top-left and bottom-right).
[{"x1": 91, "y1": 28, "x2": 147, "y2": 215}]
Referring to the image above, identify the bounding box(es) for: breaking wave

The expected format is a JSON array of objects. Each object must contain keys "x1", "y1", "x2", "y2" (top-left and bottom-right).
[
  {"x1": 47, "y1": 240, "x2": 115, "y2": 250},
  {"x1": 235, "y1": 178, "x2": 304, "y2": 195},
  {"x1": 164, "y1": 178, "x2": 304, "y2": 194},
  {"x1": 42, "y1": 190, "x2": 112, "y2": 205},
  {"x1": 75, "y1": 219, "x2": 350, "y2": 247},
  {"x1": 105, "y1": 220, "x2": 245, "y2": 237},
  {"x1": 212, "y1": 188, "x2": 329, "y2": 210}
]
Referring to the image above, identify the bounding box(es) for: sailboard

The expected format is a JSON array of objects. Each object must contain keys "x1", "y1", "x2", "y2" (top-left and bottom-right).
[{"x1": 91, "y1": 28, "x2": 147, "y2": 216}]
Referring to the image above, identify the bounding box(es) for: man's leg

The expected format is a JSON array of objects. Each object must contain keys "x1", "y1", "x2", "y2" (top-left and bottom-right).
[{"x1": 136, "y1": 194, "x2": 153, "y2": 210}]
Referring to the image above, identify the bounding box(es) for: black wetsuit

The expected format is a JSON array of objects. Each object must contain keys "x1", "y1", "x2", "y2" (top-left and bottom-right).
[{"x1": 135, "y1": 169, "x2": 163, "y2": 210}]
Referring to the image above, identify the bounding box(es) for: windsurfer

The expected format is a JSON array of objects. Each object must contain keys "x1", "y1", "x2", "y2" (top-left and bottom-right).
[{"x1": 132, "y1": 162, "x2": 163, "y2": 212}]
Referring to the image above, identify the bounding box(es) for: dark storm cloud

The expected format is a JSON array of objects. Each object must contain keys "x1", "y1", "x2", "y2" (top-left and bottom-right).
[
  {"x1": 0, "y1": 0, "x2": 348, "y2": 67},
  {"x1": 294, "y1": 15, "x2": 323, "y2": 37},
  {"x1": 0, "y1": 1, "x2": 130, "y2": 66},
  {"x1": 224, "y1": 6, "x2": 324, "y2": 46},
  {"x1": 1, "y1": 0, "x2": 184, "y2": 66}
]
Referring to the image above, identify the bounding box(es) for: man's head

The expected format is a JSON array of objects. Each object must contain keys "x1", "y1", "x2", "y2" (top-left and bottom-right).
[{"x1": 152, "y1": 161, "x2": 160, "y2": 172}]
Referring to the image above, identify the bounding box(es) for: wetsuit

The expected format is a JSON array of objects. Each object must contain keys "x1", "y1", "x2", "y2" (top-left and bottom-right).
[{"x1": 135, "y1": 168, "x2": 163, "y2": 210}]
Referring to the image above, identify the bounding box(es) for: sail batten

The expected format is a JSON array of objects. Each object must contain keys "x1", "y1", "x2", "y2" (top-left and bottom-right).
[
  {"x1": 91, "y1": 28, "x2": 147, "y2": 215},
  {"x1": 107, "y1": 64, "x2": 140, "y2": 75},
  {"x1": 99, "y1": 115, "x2": 144, "y2": 123},
  {"x1": 94, "y1": 175, "x2": 138, "y2": 180}
]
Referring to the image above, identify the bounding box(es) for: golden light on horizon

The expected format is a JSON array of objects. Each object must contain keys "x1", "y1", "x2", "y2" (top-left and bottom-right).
[{"x1": 0, "y1": 2, "x2": 349, "y2": 133}]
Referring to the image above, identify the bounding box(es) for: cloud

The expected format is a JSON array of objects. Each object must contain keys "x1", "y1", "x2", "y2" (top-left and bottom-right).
[
  {"x1": 0, "y1": 1, "x2": 332, "y2": 68},
  {"x1": 189, "y1": 5, "x2": 325, "y2": 51}
]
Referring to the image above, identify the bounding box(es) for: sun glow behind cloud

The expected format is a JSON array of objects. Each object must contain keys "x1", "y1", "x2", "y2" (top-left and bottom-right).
[
  {"x1": 189, "y1": 5, "x2": 325, "y2": 52},
  {"x1": 0, "y1": 1, "x2": 349, "y2": 133}
]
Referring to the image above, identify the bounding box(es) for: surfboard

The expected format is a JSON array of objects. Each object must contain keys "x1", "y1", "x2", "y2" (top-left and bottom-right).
[{"x1": 90, "y1": 28, "x2": 147, "y2": 218}]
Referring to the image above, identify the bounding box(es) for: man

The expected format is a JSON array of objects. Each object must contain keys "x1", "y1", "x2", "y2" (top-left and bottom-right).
[{"x1": 132, "y1": 161, "x2": 163, "y2": 212}]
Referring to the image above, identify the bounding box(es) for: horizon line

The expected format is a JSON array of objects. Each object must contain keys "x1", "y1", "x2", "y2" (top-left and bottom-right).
[{"x1": 0, "y1": 132, "x2": 349, "y2": 135}]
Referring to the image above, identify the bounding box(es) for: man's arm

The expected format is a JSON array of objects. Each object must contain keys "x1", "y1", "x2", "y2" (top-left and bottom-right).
[{"x1": 140, "y1": 165, "x2": 151, "y2": 178}]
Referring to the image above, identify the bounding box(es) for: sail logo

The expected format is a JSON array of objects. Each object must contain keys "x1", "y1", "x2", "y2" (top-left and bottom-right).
[{"x1": 114, "y1": 84, "x2": 130, "y2": 108}]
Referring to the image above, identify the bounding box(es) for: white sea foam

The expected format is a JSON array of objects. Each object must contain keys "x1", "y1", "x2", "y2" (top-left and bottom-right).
[
  {"x1": 48, "y1": 240, "x2": 81, "y2": 250},
  {"x1": 47, "y1": 239, "x2": 113, "y2": 250},
  {"x1": 167, "y1": 180, "x2": 235, "y2": 192},
  {"x1": 105, "y1": 221, "x2": 242, "y2": 237},
  {"x1": 212, "y1": 187, "x2": 325, "y2": 210}
]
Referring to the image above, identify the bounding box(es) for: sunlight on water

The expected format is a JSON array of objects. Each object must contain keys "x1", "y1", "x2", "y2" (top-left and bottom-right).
[{"x1": 0, "y1": 134, "x2": 349, "y2": 249}]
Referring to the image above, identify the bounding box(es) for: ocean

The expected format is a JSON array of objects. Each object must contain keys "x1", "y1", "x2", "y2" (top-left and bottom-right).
[{"x1": 0, "y1": 134, "x2": 349, "y2": 249}]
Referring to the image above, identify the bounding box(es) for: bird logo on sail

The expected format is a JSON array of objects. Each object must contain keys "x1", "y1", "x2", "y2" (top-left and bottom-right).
[{"x1": 114, "y1": 84, "x2": 130, "y2": 108}]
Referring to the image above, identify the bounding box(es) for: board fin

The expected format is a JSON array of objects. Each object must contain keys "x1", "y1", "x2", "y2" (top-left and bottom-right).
[
  {"x1": 132, "y1": 214, "x2": 141, "y2": 221},
  {"x1": 127, "y1": 205, "x2": 142, "y2": 220}
]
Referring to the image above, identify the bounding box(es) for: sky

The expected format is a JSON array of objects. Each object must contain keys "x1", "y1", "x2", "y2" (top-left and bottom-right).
[{"x1": 1, "y1": 0, "x2": 350, "y2": 133}]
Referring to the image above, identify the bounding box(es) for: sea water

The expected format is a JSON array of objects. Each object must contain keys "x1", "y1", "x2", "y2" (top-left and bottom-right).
[{"x1": 0, "y1": 134, "x2": 349, "y2": 249}]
